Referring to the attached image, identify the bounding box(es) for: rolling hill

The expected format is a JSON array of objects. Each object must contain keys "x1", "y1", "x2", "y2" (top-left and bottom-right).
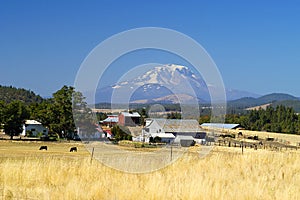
[
  {"x1": 0, "y1": 85, "x2": 44, "y2": 104},
  {"x1": 228, "y1": 93, "x2": 300, "y2": 112}
]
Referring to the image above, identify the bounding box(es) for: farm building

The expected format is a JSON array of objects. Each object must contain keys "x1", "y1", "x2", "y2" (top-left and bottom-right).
[
  {"x1": 118, "y1": 112, "x2": 141, "y2": 126},
  {"x1": 100, "y1": 115, "x2": 118, "y2": 127},
  {"x1": 200, "y1": 123, "x2": 243, "y2": 130},
  {"x1": 142, "y1": 118, "x2": 206, "y2": 145},
  {"x1": 174, "y1": 135, "x2": 196, "y2": 147},
  {"x1": 21, "y1": 120, "x2": 48, "y2": 137},
  {"x1": 149, "y1": 133, "x2": 175, "y2": 144}
]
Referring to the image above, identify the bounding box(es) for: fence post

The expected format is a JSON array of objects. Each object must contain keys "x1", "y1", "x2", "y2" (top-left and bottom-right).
[
  {"x1": 170, "y1": 146, "x2": 173, "y2": 162},
  {"x1": 242, "y1": 141, "x2": 244, "y2": 154},
  {"x1": 91, "y1": 147, "x2": 95, "y2": 164}
]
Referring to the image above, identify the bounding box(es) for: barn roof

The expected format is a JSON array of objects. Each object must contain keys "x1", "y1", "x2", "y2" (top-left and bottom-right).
[
  {"x1": 200, "y1": 123, "x2": 241, "y2": 129},
  {"x1": 151, "y1": 133, "x2": 175, "y2": 139},
  {"x1": 102, "y1": 116, "x2": 118, "y2": 123},
  {"x1": 24, "y1": 120, "x2": 42, "y2": 125},
  {"x1": 174, "y1": 135, "x2": 195, "y2": 143},
  {"x1": 121, "y1": 112, "x2": 141, "y2": 117},
  {"x1": 147, "y1": 118, "x2": 201, "y2": 132}
]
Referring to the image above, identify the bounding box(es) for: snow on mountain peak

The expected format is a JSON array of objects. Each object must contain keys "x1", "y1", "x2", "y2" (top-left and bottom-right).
[
  {"x1": 96, "y1": 63, "x2": 259, "y2": 103},
  {"x1": 131, "y1": 64, "x2": 200, "y2": 87}
]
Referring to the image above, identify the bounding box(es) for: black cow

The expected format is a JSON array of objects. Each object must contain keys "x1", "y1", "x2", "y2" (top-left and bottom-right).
[
  {"x1": 254, "y1": 144, "x2": 258, "y2": 150},
  {"x1": 70, "y1": 147, "x2": 77, "y2": 152},
  {"x1": 39, "y1": 146, "x2": 47, "y2": 150}
]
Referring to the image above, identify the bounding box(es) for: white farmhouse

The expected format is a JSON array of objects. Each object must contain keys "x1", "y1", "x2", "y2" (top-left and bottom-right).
[
  {"x1": 21, "y1": 120, "x2": 48, "y2": 137},
  {"x1": 142, "y1": 118, "x2": 207, "y2": 145}
]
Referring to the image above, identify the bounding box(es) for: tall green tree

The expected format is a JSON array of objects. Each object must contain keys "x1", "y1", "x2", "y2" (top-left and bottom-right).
[
  {"x1": 29, "y1": 100, "x2": 53, "y2": 128},
  {"x1": 72, "y1": 90, "x2": 96, "y2": 137},
  {"x1": 50, "y1": 86, "x2": 75, "y2": 138},
  {"x1": 3, "y1": 101, "x2": 30, "y2": 139},
  {"x1": 0, "y1": 101, "x2": 5, "y2": 127},
  {"x1": 111, "y1": 125, "x2": 132, "y2": 141}
]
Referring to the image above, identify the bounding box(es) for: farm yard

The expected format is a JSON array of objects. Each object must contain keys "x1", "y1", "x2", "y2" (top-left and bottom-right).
[{"x1": 0, "y1": 139, "x2": 300, "y2": 200}]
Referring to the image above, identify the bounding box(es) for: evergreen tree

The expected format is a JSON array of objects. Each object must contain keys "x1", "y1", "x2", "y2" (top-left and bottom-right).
[
  {"x1": 3, "y1": 101, "x2": 30, "y2": 139},
  {"x1": 49, "y1": 86, "x2": 76, "y2": 138}
]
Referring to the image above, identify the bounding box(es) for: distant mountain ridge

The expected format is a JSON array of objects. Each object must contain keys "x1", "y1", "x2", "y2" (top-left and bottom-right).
[
  {"x1": 228, "y1": 93, "x2": 300, "y2": 111},
  {"x1": 1, "y1": 84, "x2": 300, "y2": 112}
]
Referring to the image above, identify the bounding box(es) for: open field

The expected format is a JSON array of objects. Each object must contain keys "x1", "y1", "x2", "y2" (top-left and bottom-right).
[
  {"x1": 0, "y1": 141, "x2": 300, "y2": 200},
  {"x1": 202, "y1": 127, "x2": 300, "y2": 146}
]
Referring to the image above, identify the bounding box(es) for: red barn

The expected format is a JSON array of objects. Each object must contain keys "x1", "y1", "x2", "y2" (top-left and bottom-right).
[{"x1": 118, "y1": 112, "x2": 141, "y2": 126}]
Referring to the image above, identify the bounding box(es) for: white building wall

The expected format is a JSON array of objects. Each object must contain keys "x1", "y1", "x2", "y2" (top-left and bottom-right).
[{"x1": 21, "y1": 124, "x2": 48, "y2": 137}]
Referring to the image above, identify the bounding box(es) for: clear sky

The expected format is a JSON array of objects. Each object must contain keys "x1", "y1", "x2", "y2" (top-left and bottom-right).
[{"x1": 0, "y1": 0, "x2": 299, "y2": 97}]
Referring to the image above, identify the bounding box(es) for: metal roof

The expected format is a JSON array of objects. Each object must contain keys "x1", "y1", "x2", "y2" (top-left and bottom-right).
[
  {"x1": 102, "y1": 117, "x2": 118, "y2": 123},
  {"x1": 24, "y1": 120, "x2": 42, "y2": 125},
  {"x1": 151, "y1": 133, "x2": 175, "y2": 138},
  {"x1": 200, "y1": 123, "x2": 241, "y2": 129},
  {"x1": 121, "y1": 112, "x2": 141, "y2": 117},
  {"x1": 174, "y1": 135, "x2": 195, "y2": 143},
  {"x1": 147, "y1": 118, "x2": 202, "y2": 132}
]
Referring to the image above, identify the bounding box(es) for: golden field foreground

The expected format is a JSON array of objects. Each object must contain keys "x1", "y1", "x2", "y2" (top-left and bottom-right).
[{"x1": 0, "y1": 141, "x2": 300, "y2": 200}]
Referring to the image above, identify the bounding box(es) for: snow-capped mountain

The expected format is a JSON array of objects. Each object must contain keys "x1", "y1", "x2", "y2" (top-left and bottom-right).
[{"x1": 96, "y1": 64, "x2": 259, "y2": 104}]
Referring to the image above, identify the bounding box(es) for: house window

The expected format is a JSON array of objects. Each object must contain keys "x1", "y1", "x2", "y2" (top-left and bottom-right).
[{"x1": 31, "y1": 129, "x2": 36, "y2": 131}]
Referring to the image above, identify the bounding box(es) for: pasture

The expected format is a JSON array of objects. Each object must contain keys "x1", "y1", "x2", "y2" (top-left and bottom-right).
[{"x1": 0, "y1": 140, "x2": 300, "y2": 199}]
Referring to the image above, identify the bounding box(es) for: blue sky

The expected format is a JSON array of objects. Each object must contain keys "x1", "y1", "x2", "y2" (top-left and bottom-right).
[{"x1": 0, "y1": 0, "x2": 300, "y2": 97}]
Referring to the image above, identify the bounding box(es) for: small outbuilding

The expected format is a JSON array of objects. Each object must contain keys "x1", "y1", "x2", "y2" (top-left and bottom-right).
[
  {"x1": 173, "y1": 135, "x2": 195, "y2": 147},
  {"x1": 149, "y1": 133, "x2": 176, "y2": 144},
  {"x1": 21, "y1": 120, "x2": 48, "y2": 137},
  {"x1": 101, "y1": 115, "x2": 118, "y2": 127},
  {"x1": 200, "y1": 123, "x2": 243, "y2": 130},
  {"x1": 118, "y1": 112, "x2": 141, "y2": 126}
]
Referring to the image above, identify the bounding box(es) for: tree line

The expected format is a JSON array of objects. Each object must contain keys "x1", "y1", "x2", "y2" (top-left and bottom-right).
[
  {"x1": 1, "y1": 85, "x2": 299, "y2": 140},
  {"x1": 0, "y1": 86, "x2": 92, "y2": 139},
  {"x1": 214, "y1": 105, "x2": 299, "y2": 134}
]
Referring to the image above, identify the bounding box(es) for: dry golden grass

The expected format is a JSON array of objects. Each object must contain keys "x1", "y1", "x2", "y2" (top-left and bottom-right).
[
  {"x1": 203, "y1": 127, "x2": 300, "y2": 146},
  {"x1": 0, "y1": 141, "x2": 300, "y2": 200}
]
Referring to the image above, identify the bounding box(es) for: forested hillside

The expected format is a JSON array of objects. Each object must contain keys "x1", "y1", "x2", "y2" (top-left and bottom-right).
[
  {"x1": 0, "y1": 85, "x2": 43, "y2": 104},
  {"x1": 224, "y1": 105, "x2": 299, "y2": 134}
]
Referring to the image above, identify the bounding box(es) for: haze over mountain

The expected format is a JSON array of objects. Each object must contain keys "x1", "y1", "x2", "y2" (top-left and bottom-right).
[{"x1": 96, "y1": 64, "x2": 259, "y2": 104}]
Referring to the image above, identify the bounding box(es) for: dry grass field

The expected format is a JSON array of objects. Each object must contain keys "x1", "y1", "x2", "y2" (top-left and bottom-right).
[
  {"x1": 203, "y1": 127, "x2": 300, "y2": 146},
  {"x1": 0, "y1": 140, "x2": 300, "y2": 200}
]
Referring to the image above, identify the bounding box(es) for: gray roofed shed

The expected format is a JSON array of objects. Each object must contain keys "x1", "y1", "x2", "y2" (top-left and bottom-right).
[{"x1": 200, "y1": 123, "x2": 242, "y2": 129}]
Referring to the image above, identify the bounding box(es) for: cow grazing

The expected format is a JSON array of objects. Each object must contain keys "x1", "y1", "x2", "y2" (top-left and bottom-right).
[
  {"x1": 220, "y1": 134, "x2": 235, "y2": 139},
  {"x1": 39, "y1": 146, "x2": 47, "y2": 150},
  {"x1": 70, "y1": 147, "x2": 77, "y2": 152},
  {"x1": 254, "y1": 144, "x2": 258, "y2": 150}
]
